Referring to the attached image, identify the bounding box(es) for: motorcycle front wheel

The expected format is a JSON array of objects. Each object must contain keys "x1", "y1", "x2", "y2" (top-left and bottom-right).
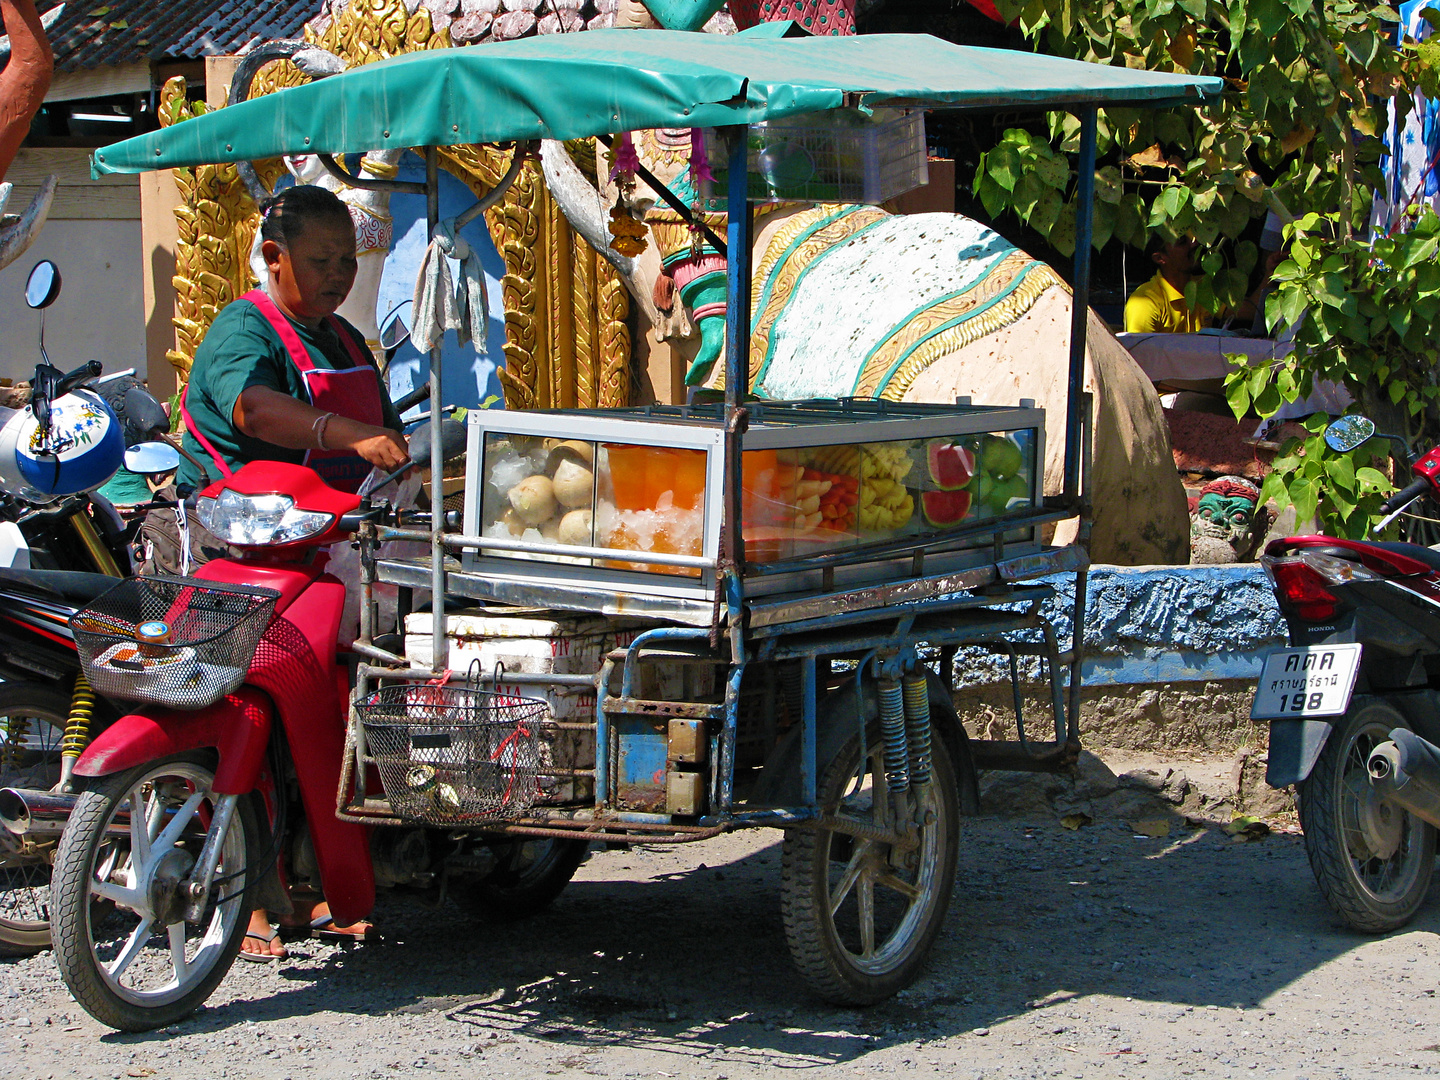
[
  {"x1": 1298, "y1": 699, "x2": 1437, "y2": 932},
  {"x1": 51, "y1": 753, "x2": 257, "y2": 1031},
  {"x1": 0, "y1": 682, "x2": 70, "y2": 957}
]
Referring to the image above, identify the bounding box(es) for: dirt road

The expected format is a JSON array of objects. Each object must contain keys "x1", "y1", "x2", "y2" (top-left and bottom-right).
[{"x1": 3, "y1": 758, "x2": 1440, "y2": 1080}]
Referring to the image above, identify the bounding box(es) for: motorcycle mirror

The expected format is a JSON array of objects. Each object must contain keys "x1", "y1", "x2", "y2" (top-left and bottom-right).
[
  {"x1": 24, "y1": 260, "x2": 61, "y2": 310},
  {"x1": 122, "y1": 385, "x2": 170, "y2": 443},
  {"x1": 379, "y1": 300, "x2": 413, "y2": 352},
  {"x1": 123, "y1": 441, "x2": 180, "y2": 475},
  {"x1": 1324, "y1": 415, "x2": 1377, "y2": 454}
]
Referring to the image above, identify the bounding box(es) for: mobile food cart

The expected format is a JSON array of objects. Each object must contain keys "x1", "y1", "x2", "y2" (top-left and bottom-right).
[{"x1": 91, "y1": 30, "x2": 1220, "y2": 1003}]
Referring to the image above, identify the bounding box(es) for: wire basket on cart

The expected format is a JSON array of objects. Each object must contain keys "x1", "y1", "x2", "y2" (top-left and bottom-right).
[
  {"x1": 356, "y1": 684, "x2": 547, "y2": 825},
  {"x1": 69, "y1": 575, "x2": 279, "y2": 710}
]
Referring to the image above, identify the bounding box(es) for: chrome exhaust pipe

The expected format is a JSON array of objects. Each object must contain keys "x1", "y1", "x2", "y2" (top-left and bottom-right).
[
  {"x1": 0, "y1": 787, "x2": 79, "y2": 837},
  {"x1": 1368, "y1": 728, "x2": 1440, "y2": 829}
]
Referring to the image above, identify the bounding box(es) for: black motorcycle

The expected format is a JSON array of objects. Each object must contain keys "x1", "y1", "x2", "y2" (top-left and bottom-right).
[{"x1": 1258, "y1": 413, "x2": 1440, "y2": 931}]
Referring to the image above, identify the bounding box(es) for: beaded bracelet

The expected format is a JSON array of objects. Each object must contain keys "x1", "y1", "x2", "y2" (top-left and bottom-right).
[{"x1": 312, "y1": 411, "x2": 336, "y2": 451}]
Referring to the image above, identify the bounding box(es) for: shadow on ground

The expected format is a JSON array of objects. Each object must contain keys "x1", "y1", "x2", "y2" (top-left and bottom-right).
[{"x1": 90, "y1": 812, "x2": 1438, "y2": 1068}]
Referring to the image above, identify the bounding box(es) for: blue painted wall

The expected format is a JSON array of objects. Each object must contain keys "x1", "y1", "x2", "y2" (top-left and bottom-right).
[
  {"x1": 955, "y1": 565, "x2": 1286, "y2": 688},
  {"x1": 375, "y1": 151, "x2": 509, "y2": 419}
]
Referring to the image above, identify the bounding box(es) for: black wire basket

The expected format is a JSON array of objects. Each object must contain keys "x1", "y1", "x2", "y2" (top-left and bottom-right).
[
  {"x1": 69, "y1": 576, "x2": 279, "y2": 710},
  {"x1": 357, "y1": 684, "x2": 547, "y2": 825}
]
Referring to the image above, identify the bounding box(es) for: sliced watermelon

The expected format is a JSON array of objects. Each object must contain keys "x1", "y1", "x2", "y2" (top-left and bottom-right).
[
  {"x1": 921, "y1": 488, "x2": 973, "y2": 527},
  {"x1": 926, "y1": 440, "x2": 976, "y2": 490}
]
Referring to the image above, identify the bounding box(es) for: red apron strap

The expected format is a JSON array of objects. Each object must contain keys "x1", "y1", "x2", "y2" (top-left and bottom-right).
[
  {"x1": 244, "y1": 289, "x2": 321, "y2": 380},
  {"x1": 325, "y1": 314, "x2": 373, "y2": 369},
  {"x1": 178, "y1": 382, "x2": 233, "y2": 480}
]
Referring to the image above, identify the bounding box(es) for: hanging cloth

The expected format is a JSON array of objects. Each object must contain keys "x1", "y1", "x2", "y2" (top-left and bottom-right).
[{"x1": 411, "y1": 218, "x2": 489, "y2": 353}]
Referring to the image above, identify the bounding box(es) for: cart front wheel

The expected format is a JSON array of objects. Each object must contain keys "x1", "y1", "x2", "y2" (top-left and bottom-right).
[{"x1": 781, "y1": 721, "x2": 959, "y2": 1005}]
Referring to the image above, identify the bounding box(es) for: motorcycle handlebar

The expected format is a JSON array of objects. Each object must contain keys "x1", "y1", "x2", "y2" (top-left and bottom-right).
[
  {"x1": 54, "y1": 360, "x2": 102, "y2": 398},
  {"x1": 1381, "y1": 477, "x2": 1432, "y2": 515}
]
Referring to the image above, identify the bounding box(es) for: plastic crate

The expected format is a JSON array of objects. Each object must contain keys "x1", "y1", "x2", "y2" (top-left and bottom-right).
[{"x1": 697, "y1": 108, "x2": 928, "y2": 207}]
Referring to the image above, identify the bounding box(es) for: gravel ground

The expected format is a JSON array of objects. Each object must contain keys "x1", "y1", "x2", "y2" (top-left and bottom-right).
[{"x1": 3, "y1": 753, "x2": 1439, "y2": 1080}]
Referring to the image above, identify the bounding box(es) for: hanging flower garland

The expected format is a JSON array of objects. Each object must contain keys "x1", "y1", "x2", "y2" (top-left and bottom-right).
[{"x1": 605, "y1": 131, "x2": 649, "y2": 258}]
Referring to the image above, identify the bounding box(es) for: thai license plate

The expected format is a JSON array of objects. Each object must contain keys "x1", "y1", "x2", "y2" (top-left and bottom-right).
[{"x1": 1250, "y1": 644, "x2": 1362, "y2": 719}]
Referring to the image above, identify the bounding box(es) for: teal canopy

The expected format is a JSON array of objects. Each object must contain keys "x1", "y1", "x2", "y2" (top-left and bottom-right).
[{"x1": 92, "y1": 29, "x2": 1222, "y2": 177}]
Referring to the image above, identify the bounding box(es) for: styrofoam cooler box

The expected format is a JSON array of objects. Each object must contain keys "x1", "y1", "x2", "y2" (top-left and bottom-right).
[{"x1": 403, "y1": 609, "x2": 715, "y2": 803}]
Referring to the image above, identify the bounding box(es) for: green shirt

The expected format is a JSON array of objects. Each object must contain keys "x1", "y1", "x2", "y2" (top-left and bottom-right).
[{"x1": 179, "y1": 298, "x2": 402, "y2": 489}]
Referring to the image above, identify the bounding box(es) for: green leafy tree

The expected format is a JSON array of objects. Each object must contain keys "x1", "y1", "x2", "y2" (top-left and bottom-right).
[{"x1": 977, "y1": 0, "x2": 1440, "y2": 537}]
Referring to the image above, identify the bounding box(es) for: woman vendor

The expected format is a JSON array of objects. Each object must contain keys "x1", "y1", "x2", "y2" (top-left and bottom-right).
[
  {"x1": 178, "y1": 184, "x2": 408, "y2": 492},
  {"x1": 178, "y1": 183, "x2": 403, "y2": 960}
]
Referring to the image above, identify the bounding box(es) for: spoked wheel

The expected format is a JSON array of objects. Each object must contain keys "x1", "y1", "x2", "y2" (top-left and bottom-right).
[
  {"x1": 781, "y1": 720, "x2": 960, "y2": 1005},
  {"x1": 0, "y1": 682, "x2": 69, "y2": 957},
  {"x1": 459, "y1": 838, "x2": 588, "y2": 922},
  {"x1": 51, "y1": 754, "x2": 256, "y2": 1031},
  {"x1": 1298, "y1": 699, "x2": 1437, "y2": 932}
]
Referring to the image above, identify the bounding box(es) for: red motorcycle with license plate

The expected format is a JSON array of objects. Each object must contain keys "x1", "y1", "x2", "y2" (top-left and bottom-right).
[
  {"x1": 1257, "y1": 414, "x2": 1440, "y2": 932},
  {"x1": 44, "y1": 423, "x2": 568, "y2": 1031}
]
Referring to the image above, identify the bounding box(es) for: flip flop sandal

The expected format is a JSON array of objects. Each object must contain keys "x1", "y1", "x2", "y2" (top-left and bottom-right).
[
  {"x1": 309, "y1": 915, "x2": 380, "y2": 943},
  {"x1": 238, "y1": 928, "x2": 287, "y2": 963}
]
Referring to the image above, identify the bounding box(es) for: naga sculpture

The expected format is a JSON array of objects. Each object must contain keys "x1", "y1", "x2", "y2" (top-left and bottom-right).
[{"x1": 0, "y1": 0, "x2": 59, "y2": 270}]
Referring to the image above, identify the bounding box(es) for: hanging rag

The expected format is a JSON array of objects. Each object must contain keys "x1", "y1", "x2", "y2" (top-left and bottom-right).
[{"x1": 411, "y1": 218, "x2": 489, "y2": 353}]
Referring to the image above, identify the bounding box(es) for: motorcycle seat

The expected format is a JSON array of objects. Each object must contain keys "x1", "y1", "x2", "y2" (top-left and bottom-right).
[
  {"x1": 0, "y1": 567, "x2": 118, "y2": 608},
  {"x1": 1368, "y1": 541, "x2": 1440, "y2": 573}
]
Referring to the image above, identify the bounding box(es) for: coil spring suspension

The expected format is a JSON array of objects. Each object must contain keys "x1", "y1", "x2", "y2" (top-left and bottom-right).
[
  {"x1": 902, "y1": 674, "x2": 932, "y2": 787},
  {"x1": 879, "y1": 679, "x2": 910, "y2": 793},
  {"x1": 1, "y1": 712, "x2": 28, "y2": 771},
  {"x1": 59, "y1": 673, "x2": 96, "y2": 787}
]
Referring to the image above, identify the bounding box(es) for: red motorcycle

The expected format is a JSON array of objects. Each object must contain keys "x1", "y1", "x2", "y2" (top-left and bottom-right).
[{"x1": 44, "y1": 425, "x2": 575, "y2": 1031}]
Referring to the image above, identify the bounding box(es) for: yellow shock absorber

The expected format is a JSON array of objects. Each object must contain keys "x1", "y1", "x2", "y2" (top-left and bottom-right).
[{"x1": 59, "y1": 672, "x2": 96, "y2": 788}]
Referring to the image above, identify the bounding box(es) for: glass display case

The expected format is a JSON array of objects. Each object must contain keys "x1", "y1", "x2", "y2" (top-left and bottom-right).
[{"x1": 460, "y1": 399, "x2": 1046, "y2": 617}]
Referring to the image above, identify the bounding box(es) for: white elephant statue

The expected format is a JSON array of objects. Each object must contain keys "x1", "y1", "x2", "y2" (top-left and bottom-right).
[{"x1": 541, "y1": 133, "x2": 1190, "y2": 565}]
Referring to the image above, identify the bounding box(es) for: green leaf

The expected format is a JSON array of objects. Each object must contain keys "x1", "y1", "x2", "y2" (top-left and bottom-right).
[
  {"x1": 1259, "y1": 470, "x2": 1292, "y2": 511},
  {"x1": 1033, "y1": 153, "x2": 1071, "y2": 190},
  {"x1": 987, "y1": 145, "x2": 1022, "y2": 193},
  {"x1": 1028, "y1": 189, "x2": 1064, "y2": 234},
  {"x1": 1357, "y1": 466, "x2": 1391, "y2": 491},
  {"x1": 1291, "y1": 476, "x2": 1320, "y2": 525},
  {"x1": 1390, "y1": 380, "x2": 1406, "y2": 405},
  {"x1": 1095, "y1": 166, "x2": 1124, "y2": 204},
  {"x1": 1327, "y1": 454, "x2": 1356, "y2": 494}
]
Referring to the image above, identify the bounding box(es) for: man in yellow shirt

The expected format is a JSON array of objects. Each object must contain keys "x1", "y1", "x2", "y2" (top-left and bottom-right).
[{"x1": 1125, "y1": 234, "x2": 1208, "y2": 333}]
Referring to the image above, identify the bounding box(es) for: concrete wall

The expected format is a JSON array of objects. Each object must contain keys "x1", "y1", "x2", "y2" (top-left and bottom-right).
[{"x1": 0, "y1": 147, "x2": 145, "y2": 387}]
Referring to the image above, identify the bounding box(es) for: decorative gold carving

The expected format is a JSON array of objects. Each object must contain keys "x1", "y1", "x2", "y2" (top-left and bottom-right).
[
  {"x1": 598, "y1": 258, "x2": 631, "y2": 407},
  {"x1": 159, "y1": 76, "x2": 259, "y2": 387},
  {"x1": 166, "y1": 0, "x2": 630, "y2": 415},
  {"x1": 856, "y1": 254, "x2": 1066, "y2": 400}
]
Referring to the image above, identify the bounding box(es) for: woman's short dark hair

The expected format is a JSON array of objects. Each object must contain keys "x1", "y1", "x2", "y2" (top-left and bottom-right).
[{"x1": 258, "y1": 184, "x2": 352, "y2": 250}]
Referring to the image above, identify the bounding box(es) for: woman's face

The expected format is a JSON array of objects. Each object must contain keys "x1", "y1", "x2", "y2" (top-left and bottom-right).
[{"x1": 262, "y1": 217, "x2": 358, "y2": 325}]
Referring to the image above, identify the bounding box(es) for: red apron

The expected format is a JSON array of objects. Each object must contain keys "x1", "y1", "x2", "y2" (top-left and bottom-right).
[{"x1": 183, "y1": 289, "x2": 385, "y2": 494}]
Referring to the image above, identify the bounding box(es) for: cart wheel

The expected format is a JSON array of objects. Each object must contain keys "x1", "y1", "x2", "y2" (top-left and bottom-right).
[
  {"x1": 457, "y1": 838, "x2": 589, "y2": 922},
  {"x1": 780, "y1": 721, "x2": 959, "y2": 1005}
]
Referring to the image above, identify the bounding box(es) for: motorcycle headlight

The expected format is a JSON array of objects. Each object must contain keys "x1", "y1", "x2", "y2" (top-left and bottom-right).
[{"x1": 197, "y1": 488, "x2": 334, "y2": 546}]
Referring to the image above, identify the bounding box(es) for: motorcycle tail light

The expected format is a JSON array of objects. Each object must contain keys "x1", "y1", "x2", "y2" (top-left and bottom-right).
[
  {"x1": 1262, "y1": 552, "x2": 1374, "y2": 621},
  {"x1": 196, "y1": 488, "x2": 334, "y2": 546}
]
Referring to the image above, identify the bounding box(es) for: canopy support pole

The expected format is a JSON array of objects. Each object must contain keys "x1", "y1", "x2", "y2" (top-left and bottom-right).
[
  {"x1": 722, "y1": 128, "x2": 752, "y2": 569},
  {"x1": 426, "y1": 144, "x2": 448, "y2": 674},
  {"x1": 1063, "y1": 106, "x2": 1096, "y2": 503}
]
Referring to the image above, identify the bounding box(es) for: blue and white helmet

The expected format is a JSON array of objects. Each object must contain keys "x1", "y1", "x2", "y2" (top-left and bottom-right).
[{"x1": 0, "y1": 389, "x2": 124, "y2": 501}]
